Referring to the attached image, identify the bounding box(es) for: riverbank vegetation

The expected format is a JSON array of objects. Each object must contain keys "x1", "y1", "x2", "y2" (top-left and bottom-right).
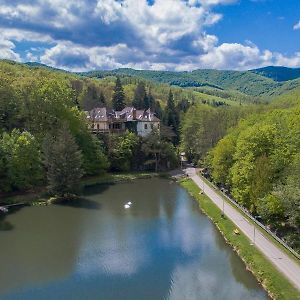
[
  {"x1": 180, "y1": 88, "x2": 300, "y2": 253},
  {"x1": 180, "y1": 178, "x2": 300, "y2": 300}
]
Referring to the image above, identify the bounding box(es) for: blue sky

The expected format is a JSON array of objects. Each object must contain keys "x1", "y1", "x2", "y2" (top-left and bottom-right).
[{"x1": 0, "y1": 0, "x2": 299, "y2": 71}]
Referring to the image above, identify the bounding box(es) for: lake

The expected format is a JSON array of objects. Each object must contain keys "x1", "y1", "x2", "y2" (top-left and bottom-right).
[{"x1": 0, "y1": 178, "x2": 268, "y2": 300}]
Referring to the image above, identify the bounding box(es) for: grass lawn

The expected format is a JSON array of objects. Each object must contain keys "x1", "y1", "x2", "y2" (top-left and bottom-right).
[
  {"x1": 180, "y1": 178, "x2": 300, "y2": 300},
  {"x1": 199, "y1": 173, "x2": 300, "y2": 264}
]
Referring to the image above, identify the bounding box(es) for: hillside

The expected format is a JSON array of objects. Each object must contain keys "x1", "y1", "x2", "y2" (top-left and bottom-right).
[
  {"x1": 251, "y1": 66, "x2": 300, "y2": 82},
  {"x1": 4, "y1": 60, "x2": 300, "y2": 105},
  {"x1": 80, "y1": 68, "x2": 300, "y2": 100},
  {"x1": 1, "y1": 60, "x2": 239, "y2": 111}
]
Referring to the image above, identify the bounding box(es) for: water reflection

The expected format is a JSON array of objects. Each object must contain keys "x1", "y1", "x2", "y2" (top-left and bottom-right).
[{"x1": 0, "y1": 179, "x2": 268, "y2": 300}]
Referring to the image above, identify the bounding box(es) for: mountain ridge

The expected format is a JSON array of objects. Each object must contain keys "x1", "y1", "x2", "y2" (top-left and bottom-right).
[{"x1": 3, "y1": 60, "x2": 300, "y2": 101}]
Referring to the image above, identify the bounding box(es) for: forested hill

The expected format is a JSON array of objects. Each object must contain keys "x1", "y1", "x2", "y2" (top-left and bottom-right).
[
  {"x1": 80, "y1": 67, "x2": 300, "y2": 100},
  {"x1": 4, "y1": 59, "x2": 300, "y2": 104},
  {"x1": 251, "y1": 66, "x2": 300, "y2": 82}
]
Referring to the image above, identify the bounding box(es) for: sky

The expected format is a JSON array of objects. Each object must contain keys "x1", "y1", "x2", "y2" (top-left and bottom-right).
[{"x1": 0, "y1": 0, "x2": 299, "y2": 71}]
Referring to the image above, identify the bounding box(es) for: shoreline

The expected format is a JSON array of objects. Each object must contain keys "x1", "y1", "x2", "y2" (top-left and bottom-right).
[
  {"x1": 179, "y1": 178, "x2": 300, "y2": 300},
  {"x1": 0, "y1": 172, "x2": 166, "y2": 206}
]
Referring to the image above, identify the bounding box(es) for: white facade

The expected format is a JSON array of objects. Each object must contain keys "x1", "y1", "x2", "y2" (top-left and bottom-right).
[{"x1": 137, "y1": 121, "x2": 160, "y2": 137}]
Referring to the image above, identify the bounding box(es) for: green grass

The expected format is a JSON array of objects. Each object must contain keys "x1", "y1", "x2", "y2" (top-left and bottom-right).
[
  {"x1": 180, "y1": 178, "x2": 300, "y2": 300},
  {"x1": 199, "y1": 173, "x2": 300, "y2": 264}
]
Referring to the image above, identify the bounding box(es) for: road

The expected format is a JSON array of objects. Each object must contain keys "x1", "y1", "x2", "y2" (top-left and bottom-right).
[{"x1": 184, "y1": 167, "x2": 300, "y2": 291}]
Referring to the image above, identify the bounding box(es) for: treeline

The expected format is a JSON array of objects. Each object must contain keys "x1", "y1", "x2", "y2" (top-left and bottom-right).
[
  {"x1": 208, "y1": 105, "x2": 300, "y2": 250},
  {"x1": 180, "y1": 104, "x2": 263, "y2": 162},
  {"x1": 180, "y1": 90, "x2": 300, "y2": 251}
]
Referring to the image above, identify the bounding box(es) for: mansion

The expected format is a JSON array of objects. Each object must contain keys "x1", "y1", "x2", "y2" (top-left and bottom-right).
[{"x1": 86, "y1": 106, "x2": 160, "y2": 137}]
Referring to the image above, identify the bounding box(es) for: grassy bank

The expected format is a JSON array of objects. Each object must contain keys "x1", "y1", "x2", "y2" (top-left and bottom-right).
[
  {"x1": 180, "y1": 178, "x2": 300, "y2": 300},
  {"x1": 199, "y1": 173, "x2": 300, "y2": 264}
]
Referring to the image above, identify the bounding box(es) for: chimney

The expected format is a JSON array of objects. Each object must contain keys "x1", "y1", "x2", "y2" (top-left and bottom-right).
[{"x1": 133, "y1": 108, "x2": 136, "y2": 120}]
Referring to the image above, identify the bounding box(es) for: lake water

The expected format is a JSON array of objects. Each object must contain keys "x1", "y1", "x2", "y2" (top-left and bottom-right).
[{"x1": 0, "y1": 178, "x2": 268, "y2": 300}]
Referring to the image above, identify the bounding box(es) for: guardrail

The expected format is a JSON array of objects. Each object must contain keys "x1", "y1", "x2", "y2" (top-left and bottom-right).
[{"x1": 199, "y1": 173, "x2": 300, "y2": 261}]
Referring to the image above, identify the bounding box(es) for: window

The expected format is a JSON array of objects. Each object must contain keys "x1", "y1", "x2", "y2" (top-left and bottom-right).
[
  {"x1": 151, "y1": 124, "x2": 154, "y2": 129},
  {"x1": 144, "y1": 124, "x2": 148, "y2": 129},
  {"x1": 97, "y1": 124, "x2": 100, "y2": 130}
]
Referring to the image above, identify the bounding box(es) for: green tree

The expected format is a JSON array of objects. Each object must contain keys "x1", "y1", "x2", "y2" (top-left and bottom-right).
[
  {"x1": 112, "y1": 77, "x2": 125, "y2": 111},
  {"x1": 0, "y1": 130, "x2": 42, "y2": 191},
  {"x1": 20, "y1": 78, "x2": 75, "y2": 137},
  {"x1": 257, "y1": 194, "x2": 285, "y2": 223},
  {"x1": 210, "y1": 135, "x2": 236, "y2": 185},
  {"x1": 148, "y1": 89, "x2": 155, "y2": 110},
  {"x1": 181, "y1": 105, "x2": 218, "y2": 162},
  {"x1": 76, "y1": 133, "x2": 109, "y2": 175},
  {"x1": 132, "y1": 82, "x2": 147, "y2": 109},
  {"x1": 0, "y1": 76, "x2": 19, "y2": 131},
  {"x1": 163, "y1": 90, "x2": 179, "y2": 135},
  {"x1": 141, "y1": 130, "x2": 178, "y2": 171},
  {"x1": 43, "y1": 125, "x2": 83, "y2": 197},
  {"x1": 230, "y1": 124, "x2": 277, "y2": 208},
  {"x1": 109, "y1": 132, "x2": 139, "y2": 171}
]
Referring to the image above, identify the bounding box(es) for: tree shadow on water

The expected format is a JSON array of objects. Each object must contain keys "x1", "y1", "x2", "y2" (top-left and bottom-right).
[
  {"x1": 55, "y1": 197, "x2": 102, "y2": 210},
  {"x1": 81, "y1": 182, "x2": 114, "y2": 196},
  {"x1": 0, "y1": 205, "x2": 28, "y2": 231},
  {"x1": 0, "y1": 215, "x2": 14, "y2": 231}
]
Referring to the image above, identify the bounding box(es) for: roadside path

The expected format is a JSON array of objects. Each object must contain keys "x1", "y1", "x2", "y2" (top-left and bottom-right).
[{"x1": 184, "y1": 167, "x2": 300, "y2": 291}]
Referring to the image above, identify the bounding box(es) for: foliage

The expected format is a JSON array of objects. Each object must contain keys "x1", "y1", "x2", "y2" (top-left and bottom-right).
[
  {"x1": 180, "y1": 104, "x2": 251, "y2": 163},
  {"x1": 76, "y1": 133, "x2": 109, "y2": 175},
  {"x1": 43, "y1": 125, "x2": 83, "y2": 197},
  {"x1": 209, "y1": 103, "x2": 300, "y2": 251},
  {"x1": 163, "y1": 90, "x2": 179, "y2": 139},
  {"x1": 81, "y1": 66, "x2": 300, "y2": 100},
  {"x1": 0, "y1": 130, "x2": 42, "y2": 192},
  {"x1": 132, "y1": 81, "x2": 147, "y2": 109},
  {"x1": 112, "y1": 77, "x2": 126, "y2": 110},
  {"x1": 252, "y1": 66, "x2": 300, "y2": 82},
  {"x1": 180, "y1": 179, "x2": 300, "y2": 300},
  {"x1": 141, "y1": 130, "x2": 178, "y2": 171},
  {"x1": 108, "y1": 132, "x2": 139, "y2": 172}
]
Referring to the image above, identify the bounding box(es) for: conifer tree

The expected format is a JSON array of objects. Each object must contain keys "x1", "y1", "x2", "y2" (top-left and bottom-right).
[
  {"x1": 132, "y1": 82, "x2": 147, "y2": 109},
  {"x1": 43, "y1": 125, "x2": 83, "y2": 198},
  {"x1": 99, "y1": 91, "x2": 106, "y2": 106},
  {"x1": 148, "y1": 89, "x2": 155, "y2": 110},
  {"x1": 112, "y1": 77, "x2": 126, "y2": 110},
  {"x1": 163, "y1": 90, "x2": 179, "y2": 135}
]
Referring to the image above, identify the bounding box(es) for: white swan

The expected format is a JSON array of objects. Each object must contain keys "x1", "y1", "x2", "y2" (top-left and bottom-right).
[
  {"x1": 124, "y1": 204, "x2": 130, "y2": 209},
  {"x1": 127, "y1": 201, "x2": 132, "y2": 205}
]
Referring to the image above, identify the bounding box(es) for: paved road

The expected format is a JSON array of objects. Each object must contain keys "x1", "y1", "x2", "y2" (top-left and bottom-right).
[{"x1": 184, "y1": 167, "x2": 300, "y2": 291}]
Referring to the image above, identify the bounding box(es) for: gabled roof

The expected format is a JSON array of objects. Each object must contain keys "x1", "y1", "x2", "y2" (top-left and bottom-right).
[{"x1": 86, "y1": 106, "x2": 160, "y2": 122}]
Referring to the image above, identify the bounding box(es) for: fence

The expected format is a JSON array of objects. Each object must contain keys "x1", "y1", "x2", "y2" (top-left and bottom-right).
[{"x1": 200, "y1": 173, "x2": 300, "y2": 261}]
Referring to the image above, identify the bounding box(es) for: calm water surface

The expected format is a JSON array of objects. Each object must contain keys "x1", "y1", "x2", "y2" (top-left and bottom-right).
[{"x1": 0, "y1": 178, "x2": 268, "y2": 300}]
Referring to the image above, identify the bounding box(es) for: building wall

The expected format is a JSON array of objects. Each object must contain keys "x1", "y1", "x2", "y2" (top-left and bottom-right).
[
  {"x1": 137, "y1": 121, "x2": 160, "y2": 137},
  {"x1": 92, "y1": 121, "x2": 109, "y2": 131}
]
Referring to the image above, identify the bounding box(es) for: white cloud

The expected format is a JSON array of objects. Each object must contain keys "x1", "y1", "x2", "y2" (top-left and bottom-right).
[
  {"x1": 198, "y1": 43, "x2": 272, "y2": 70},
  {"x1": 293, "y1": 20, "x2": 300, "y2": 30},
  {"x1": 274, "y1": 52, "x2": 300, "y2": 68},
  {"x1": 0, "y1": 0, "x2": 300, "y2": 71},
  {"x1": 0, "y1": 37, "x2": 21, "y2": 61}
]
